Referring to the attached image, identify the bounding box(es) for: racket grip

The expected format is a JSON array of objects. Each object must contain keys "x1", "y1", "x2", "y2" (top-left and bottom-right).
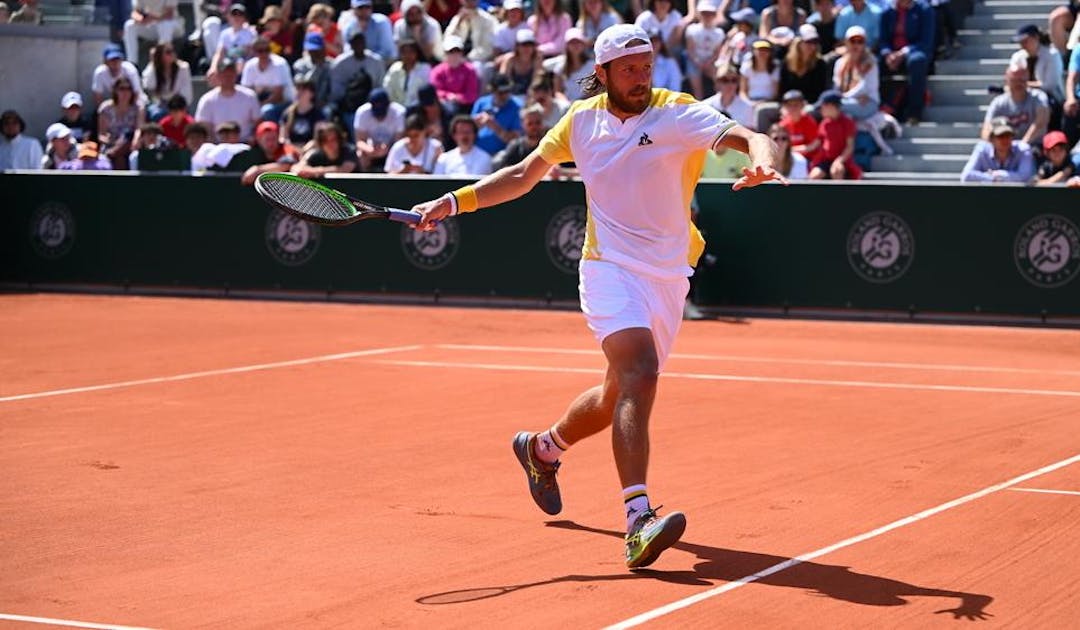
[{"x1": 388, "y1": 209, "x2": 423, "y2": 225}]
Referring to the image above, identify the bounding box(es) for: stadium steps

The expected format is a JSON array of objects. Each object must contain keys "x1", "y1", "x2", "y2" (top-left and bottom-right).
[
  {"x1": 889, "y1": 137, "x2": 981, "y2": 155},
  {"x1": 862, "y1": 171, "x2": 961, "y2": 181},
  {"x1": 870, "y1": 153, "x2": 971, "y2": 172},
  {"x1": 902, "y1": 121, "x2": 984, "y2": 137},
  {"x1": 962, "y1": 14, "x2": 1052, "y2": 30}
]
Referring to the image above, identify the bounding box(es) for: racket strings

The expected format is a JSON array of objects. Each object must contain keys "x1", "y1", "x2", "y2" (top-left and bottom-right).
[{"x1": 262, "y1": 178, "x2": 356, "y2": 221}]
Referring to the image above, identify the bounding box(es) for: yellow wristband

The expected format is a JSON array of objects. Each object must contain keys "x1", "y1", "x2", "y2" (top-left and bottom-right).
[{"x1": 451, "y1": 185, "x2": 479, "y2": 214}]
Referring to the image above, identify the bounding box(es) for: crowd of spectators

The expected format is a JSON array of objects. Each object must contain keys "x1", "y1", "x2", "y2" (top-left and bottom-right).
[{"x1": 2, "y1": 0, "x2": 1079, "y2": 186}]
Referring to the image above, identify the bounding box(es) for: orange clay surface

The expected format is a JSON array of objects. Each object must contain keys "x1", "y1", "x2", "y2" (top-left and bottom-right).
[{"x1": 2, "y1": 294, "x2": 1079, "y2": 629}]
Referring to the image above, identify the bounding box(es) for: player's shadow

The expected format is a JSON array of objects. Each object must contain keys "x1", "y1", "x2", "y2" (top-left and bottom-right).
[{"x1": 416, "y1": 520, "x2": 992, "y2": 621}]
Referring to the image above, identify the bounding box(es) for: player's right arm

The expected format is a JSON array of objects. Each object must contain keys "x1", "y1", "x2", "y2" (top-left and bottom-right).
[{"x1": 412, "y1": 150, "x2": 554, "y2": 230}]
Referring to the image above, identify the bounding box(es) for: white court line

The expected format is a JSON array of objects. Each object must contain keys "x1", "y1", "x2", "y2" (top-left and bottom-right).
[
  {"x1": 0, "y1": 613, "x2": 158, "y2": 630},
  {"x1": 1009, "y1": 487, "x2": 1080, "y2": 497},
  {"x1": 0, "y1": 345, "x2": 423, "y2": 404},
  {"x1": 435, "y1": 344, "x2": 1080, "y2": 378},
  {"x1": 376, "y1": 359, "x2": 1080, "y2": 399},
  {"x1": 604, "y1": 453, "x2": 1080, "y2": 630}
]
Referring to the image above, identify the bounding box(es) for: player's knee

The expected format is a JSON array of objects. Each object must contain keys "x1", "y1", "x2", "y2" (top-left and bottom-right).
[{"x1": 615, "y1": 358, "x2": 659, "y2": 395}]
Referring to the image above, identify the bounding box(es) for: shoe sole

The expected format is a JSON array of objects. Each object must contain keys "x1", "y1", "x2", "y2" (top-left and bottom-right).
[
  {"x1": 512, "y1": 432, "x2": 562, "y2": 516},
  {"x1": 627, "y1": 512, "x2": 687, "y2": 569}
]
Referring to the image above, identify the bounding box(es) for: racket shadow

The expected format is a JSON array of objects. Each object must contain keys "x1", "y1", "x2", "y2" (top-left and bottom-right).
[{"x1": 417, "y1": 520, "x2": 993, "y2": 621}]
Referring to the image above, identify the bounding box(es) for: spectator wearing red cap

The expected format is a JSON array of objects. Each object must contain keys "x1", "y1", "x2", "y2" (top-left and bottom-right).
[
  {"x1": 1035, "y1": 131, "x2": 1077, "y2": 185},
  {"x1": 238, "y1": 120, "x2": 300, "y2": 184}
]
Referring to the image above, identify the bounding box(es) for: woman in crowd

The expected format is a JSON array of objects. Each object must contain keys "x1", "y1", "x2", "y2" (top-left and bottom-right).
[
  {"x1": 385, "y1": 113, "x2": 443, "y2": 173},
  {"x1": 292, "y1": 122, "x2": 357, "y2": 177},
  {"x1": 767, "y1": 122, "x2": 808, "y2": 179},
  {"x1": 577, "y1": 0, "x2": 622, "y2": 48},
  {"x1": 543, "y1": 28, "x2": 594, "y2": 102},
  {"x1": 97, "y1": 76, "x2": 145, "y2": 170},
  {"x1": 779, "y1": 26, "x2": 828, "y2": 106},
  {"x1": 833, "y1": 25, "x2": 879, "y2": 121},
  {"x1": 528, "y1": 0, "x2": 573, "y2": 57},
  {"x1": 280, "y1": 79, "x2": 324, "y2": 153},
  {"x1": 384, "y1": 39, "x2": 432, "y2": 108},
  {"x1": 740, "y1": 39, "x2": 780, "y2": 104},
  {"x1": 306, "y1": 4, "x2": 342, "y2": 58},
  {"x1": 648, "y1": 28, "x2": 683, "y2": 92},
  {"x1": 142, "y1": 43, "x2": 193, "y2": 122},
  {"x1": 683, "y1": 0, "x2": 726, "y2": 100},
  {"x1": 1011, "y1": 25, "x2": 1065, "y2": 128},
  {"x1": 759, "y1": 0, "x2": 805, "y2": 44},
  {"x1": 497, "y1": 29, "x2": 544, "y2": 96}
]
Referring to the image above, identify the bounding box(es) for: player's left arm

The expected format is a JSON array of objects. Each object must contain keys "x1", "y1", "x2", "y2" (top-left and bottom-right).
[{"x1": 720, "y1": 125, "x2": 788, "y2": 190}]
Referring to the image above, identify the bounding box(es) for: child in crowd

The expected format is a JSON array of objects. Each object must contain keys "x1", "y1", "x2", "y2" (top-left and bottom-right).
[
  {"x1": 778, "y1": 89, "x2": 820, "y2": 162},
  {"x1": 808, "y1": 90, "x2": 862, "y2": 180}
]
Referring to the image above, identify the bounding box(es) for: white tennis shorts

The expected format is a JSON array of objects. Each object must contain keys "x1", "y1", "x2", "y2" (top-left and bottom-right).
[{"x1": 578, "y1": 260, "x2": 691, "y2": 371}]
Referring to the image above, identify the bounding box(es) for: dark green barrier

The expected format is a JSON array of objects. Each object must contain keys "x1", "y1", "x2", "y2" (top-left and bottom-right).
[{"x1": 3, "y1": 173, "x2": 1079, "y2": 319}]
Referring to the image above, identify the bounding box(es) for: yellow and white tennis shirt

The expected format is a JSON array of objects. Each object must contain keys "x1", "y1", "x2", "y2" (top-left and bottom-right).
[{"x1": 538, "y1": 88, "x2": 737, "y2": 281}]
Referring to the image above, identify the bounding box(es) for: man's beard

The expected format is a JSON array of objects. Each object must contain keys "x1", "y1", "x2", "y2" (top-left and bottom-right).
[{"x1": 607, "y1": 84, "x2": 651, "y2": 115}]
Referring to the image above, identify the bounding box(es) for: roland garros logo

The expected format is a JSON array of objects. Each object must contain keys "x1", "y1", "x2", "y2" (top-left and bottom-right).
[
  {"x1": 1014, "y1": 214, "x2": 1080, "y2": 288},
  {"x1": 546, "y1": 205, "x2": 586, "y2": 275},
  {"x1": 847, "y1": 211, "x2": 915, "y2": 284},
  {"x1": 401, "y1": 218, "x2": 460, "y2": 270},
  {"x1": 29, "y1": 202, "x2": 76, "y2": 259},
  {"x1": 265, "y1": 209, "x2": 321, "y2": 266}
]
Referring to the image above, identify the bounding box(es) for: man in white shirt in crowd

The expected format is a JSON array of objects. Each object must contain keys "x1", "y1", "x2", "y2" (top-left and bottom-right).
[
  {"x1": 242, "y1": 37, "x2": 295, "y2": 122},
  {"x1": 92, "y1": 44, "x2": 146, "y2": 106},
  {"x1": 196, "y1": 57, "x2": 262, "y2": 140},
  {"x1": 434, "y1": 115, "x2": 493, "y2": 175},
  {"x1": 0, "y1": 110, "x2": 44, "y2": 169},
  {"x1": 354, "y1": 88, "x2": 406, "y2": 171},
  {"x1": 123, "y1": 0, "x2": 183, "y2": 63}
]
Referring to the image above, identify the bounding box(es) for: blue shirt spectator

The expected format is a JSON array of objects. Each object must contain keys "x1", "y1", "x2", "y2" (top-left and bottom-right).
[
  {"x1": 961, "y1": 120, "x2": 1036, "y2": 183},
  {"x1": 340, "y1": 0, "x2": 397, "y2": 62},
  {"x1": 835, "y1": 0, "x2": 881, "y2": 49},
  {"x1": 470, "y1": 76, "x2": 523, "y2": 155},
  {"x1": 880, "y1": 0, "x2": 935, "y2": 58}
]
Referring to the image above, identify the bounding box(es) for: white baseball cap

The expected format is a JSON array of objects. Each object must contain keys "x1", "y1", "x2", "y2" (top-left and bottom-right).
[
  {"x1": 442, "y1": 34, "x2": 465, "y2": 52},
  {"x1": 564, "y1": 27, "x2": 586, "y2": 44},
  {"x1": 697, "y1": 0, "x2": 718, "y2": 12},
  {"x1": 845, "y1": 25, "x2": 867, "y2": 41},
  {"x1": 594, "y1": 24, "x2": 653, "y2": 66},
  {"x1": 46, "y1": 122, "x2": 72, "y2": 141},
  {"x1": 798, "y1": 23, "x2": 819, "y2": 41},
  {"x1": 516, "y1": 29, "x2": 536, "y2": 44},
  {"x1": 503, "y1": 0, "x2": 523, "y2": 9},
  {"x1": 60, "y1": 91, "x2": 83, "y2": 108}
]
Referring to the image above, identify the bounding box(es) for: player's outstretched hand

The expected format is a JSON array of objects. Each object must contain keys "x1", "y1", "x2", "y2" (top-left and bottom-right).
[
  {"x1": 732, "y1": 165, "x2": 790, "y2": 191},
  {"x1": 411, "y1": 195, "x2": 454, "y2": 232}
]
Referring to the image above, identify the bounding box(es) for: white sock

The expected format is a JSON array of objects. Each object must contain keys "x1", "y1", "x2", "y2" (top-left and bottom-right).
[
  {"x1": 623, "y1": 484, "x2": 650, "y2": 532},
  {"x1": 533, "y1": 428, "x2": 568, "y2": 464}
]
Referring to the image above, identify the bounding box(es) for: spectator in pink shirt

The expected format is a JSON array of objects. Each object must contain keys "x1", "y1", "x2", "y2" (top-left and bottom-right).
[
  {"x1": 429, "y1": 35, "x2": 479, "y2": 116},
  {"x1": 528, "y1": 0, "x2": 572, "y2": 58}
]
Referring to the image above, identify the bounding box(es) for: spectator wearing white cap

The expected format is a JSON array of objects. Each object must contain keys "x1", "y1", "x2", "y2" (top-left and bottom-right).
[
  {"x1": 833, "y1": 0, "x2": 880, "y2": 51},
  {"x1": 92, "y1": 44, "x2": 146, "y2": 107},
  {"x1": 961, "y1": 117, "x2": 1036, "y2": 183},
  {"x1": 42, "y1": 123, "x2": 79, "y2": 169},
  {"x1": 684, "y1": 0, "x2": 726, "y2": 100},
  {"x1": 543, "y1": 27, "x2": 595, "y2": 101},
  {"x1": 123, "y1": 0, "x2": 183, "y2": 64},
  {"x1": 493, "y1": 0, "x2": 530, "y2": 57},
  {"x1": 780, "y1": 23, "x2": 828, "y2": 105},
  {"x1": 430, "y1": 35, "x2": 480, "y2": 114},
  {"x1": 497, "y1": 29, "x2": 544, "y2": 95},
  {"x1": 394, "y1": 0, "x2": 445, "y2": 62},
  {"x1": 577, "y1": 0, "x2": 623, "y2": 50},
  {"x1": 634, "y1": 0, "x2": 684, "y2": 56},
  {"x1": 529, "y1": 0, "x2": 573, "y2": 57},
  {"x1": 339, "y1": 0, "x2": 397, "y2": 61},
  {"x1": 445, "y1": 0, "x2": 499, "y2": 64},
  {"x1": 0, "y1": 110, "x2": 44, "y2": 170},
  {"x1": 833, "y1": 24, "x2": 879, "y2": 121},
  {"x1": 0, "y1": 2, "x2": 10, "y2": 22},
  {"x1": 56, "y1": 92, "x2": 95, "y2": 143}
]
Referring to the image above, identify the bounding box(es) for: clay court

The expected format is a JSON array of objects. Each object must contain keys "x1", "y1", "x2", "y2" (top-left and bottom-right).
[{"x1": 2, "y1": 294, "x2": 1079, "y2": 629}]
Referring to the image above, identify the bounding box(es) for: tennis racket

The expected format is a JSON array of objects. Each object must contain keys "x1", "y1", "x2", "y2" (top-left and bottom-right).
[{"x1": 254, "y1": 172, "x2": 422, "y2": 226}]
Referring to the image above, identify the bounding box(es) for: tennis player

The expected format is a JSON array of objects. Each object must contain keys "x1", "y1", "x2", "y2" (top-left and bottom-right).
[{"x1": 412, "y1": 23, "x2": 787, "y2": 569}]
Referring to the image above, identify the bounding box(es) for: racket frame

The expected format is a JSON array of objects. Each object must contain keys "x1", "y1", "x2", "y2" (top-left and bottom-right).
[{"x1": 254, "y1": 173, "x2": 422, "y2": 226}]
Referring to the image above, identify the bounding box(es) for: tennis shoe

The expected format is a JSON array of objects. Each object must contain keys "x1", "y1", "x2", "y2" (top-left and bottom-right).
[
  {"x1": 512, "y1": 431, "x2": 562, "y2": 515},
  {"x1": 625, "y1": 507, "x2": 686, "y2": 569}
]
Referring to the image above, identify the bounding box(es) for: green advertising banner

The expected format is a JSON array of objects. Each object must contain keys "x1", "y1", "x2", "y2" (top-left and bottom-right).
[{"x1": 3, "y1": 173, "x2": 1078, "y2": 320}]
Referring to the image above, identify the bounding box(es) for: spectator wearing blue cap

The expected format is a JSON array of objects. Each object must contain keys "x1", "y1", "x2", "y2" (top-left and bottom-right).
[
  {"x1": 353, "y1": 87, "x2": 406, "y2": 171},
  {"x1": 808, "y1": 89, "x2": 862, "y2": 179},
  {"x1": 1009, "y1": 25, "x2": 1065, "y2": 114},
  {"x1": 92, "y1": 44, "x2": 146, "y2": 107},
  {"x1": 293, "y1": 32, "x2": 333, "y2": 110},
  {"x1": 340, "y1": 0, "x2": 397, "y2": 62}
]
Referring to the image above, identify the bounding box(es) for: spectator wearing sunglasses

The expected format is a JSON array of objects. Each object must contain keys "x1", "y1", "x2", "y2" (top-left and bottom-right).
[
  {"x1": 767, "y1": 122, "x2": 808, "y2": 179},
  {"x1": 704, "y1": 64, "x2": 756, "y2": 130}
]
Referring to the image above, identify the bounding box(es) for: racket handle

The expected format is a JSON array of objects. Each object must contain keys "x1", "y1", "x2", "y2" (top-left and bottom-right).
[{"x1": 388, "y1": 209, "x2": 423, "y2": 225}]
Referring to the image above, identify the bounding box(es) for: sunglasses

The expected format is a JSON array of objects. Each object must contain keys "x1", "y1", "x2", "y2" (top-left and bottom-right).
[
  {"x1": 718, "y1": 77, "x2": 738, "y2": 84},
  {"x1": 849, "y1": 37, "x2": 866, "y2": 44},
  {"x1": 770, "y1": 135, "x2": 790, "y2": 142}
]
